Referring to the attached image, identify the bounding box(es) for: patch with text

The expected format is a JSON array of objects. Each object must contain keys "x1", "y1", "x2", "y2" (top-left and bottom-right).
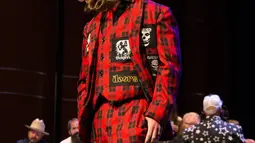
[
  {"x1": 109, "y1": 70, "x2": 139, "y2": 86},
  {"x1": 147, "y1": 55, "x2": 159, "y2": 78}
]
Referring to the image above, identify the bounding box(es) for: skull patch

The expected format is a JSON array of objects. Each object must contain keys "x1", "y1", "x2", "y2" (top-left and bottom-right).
[
  {"x1": 151, "y1": 59, "x2": 158, "y2": 71},
  {"x1": 141, "y1": 28, "x2": 152, "y2": 47},
  {"x1": 147, "y1": 55, "x2": 159, "y2": 78}
]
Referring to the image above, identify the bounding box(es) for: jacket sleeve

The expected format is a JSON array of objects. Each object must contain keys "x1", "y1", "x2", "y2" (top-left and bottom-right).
[
  {"x1": 77, "y1": 25, "x2": 88, "y2": 111},
  {"x1": 144, "y1": 6, "x2": 182, "y2": 125},
  {"x1": 77, "y1": 25, "x2": 90, "y2": 141},
  {"x1": 236, "y1": 125, "x2": 245, "y2": 143}
]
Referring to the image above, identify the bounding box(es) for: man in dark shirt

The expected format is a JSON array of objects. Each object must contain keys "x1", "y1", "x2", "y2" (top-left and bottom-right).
[{"x1": 17, "y1": 118, "x2": 49, "y2": 143}]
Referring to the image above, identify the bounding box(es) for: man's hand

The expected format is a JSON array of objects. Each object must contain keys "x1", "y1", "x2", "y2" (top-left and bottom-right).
[
  {"x1": 245, "y1": 139, "x2": 255, "y2": 143},
  {"x1": 171, "y1": 121, "x2": 179, "y2": 134},
  {"x1": 145, "y1": 117, "x2": 162, "y2": 143}
]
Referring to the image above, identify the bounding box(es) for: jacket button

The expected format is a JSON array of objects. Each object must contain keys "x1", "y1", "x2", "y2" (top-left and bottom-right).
[
  {"x1": 102, "y1": 37, "x2": 106, "y2": 43},
  {"x1": 99, "y1": 71, "x2": 103, "y2": 77},
  {"x1": 100, "y1": 54, "x2": 104, "y2": 60}
]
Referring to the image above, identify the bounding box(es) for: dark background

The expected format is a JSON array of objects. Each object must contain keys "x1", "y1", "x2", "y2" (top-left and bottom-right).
[{"x1": 0, "y1": 0, "x2": 254, "y2": 142}]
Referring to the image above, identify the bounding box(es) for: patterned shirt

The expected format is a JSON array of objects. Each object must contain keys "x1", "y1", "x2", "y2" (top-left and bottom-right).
[{"x1": 182, "y1": 116, "x2": 245, "y2": 143}]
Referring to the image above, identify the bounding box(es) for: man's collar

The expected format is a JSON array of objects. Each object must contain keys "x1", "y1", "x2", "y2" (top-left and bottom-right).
[
  {"x1": 124, "y1": 0, "x2": 135, "y2": 4},
  {"x1": 205, "y1": 115, "x2": 221, "y2": 120}
]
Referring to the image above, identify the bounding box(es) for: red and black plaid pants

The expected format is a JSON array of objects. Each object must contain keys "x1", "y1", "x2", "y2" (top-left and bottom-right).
[{"x1": 91, "y1": 97, "x2": 148, "y2": 143}]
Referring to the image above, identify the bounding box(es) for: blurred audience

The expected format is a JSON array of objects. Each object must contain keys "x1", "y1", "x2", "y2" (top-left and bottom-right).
[
  {"x1": 16, "y1": 94, "x2": 255, "y2": 143},
  {"x1": 17, "y1": 118, "x2": 49, "y2": 143},
  {"x1": 60, "y1": 118, "x2": 79, "y2": 143},
  {"x1": 227, "y1": 119, "x2": 240, "y2": 125},
  {"x1": 169, "y1": 103, "x2": 183, "y2": 136},
  {"x1": 180, "y1": 112, "x2": 200, "y2": 133},
  {"x1": 182, "y1": 94, "x2": 245, "y2": 142}
]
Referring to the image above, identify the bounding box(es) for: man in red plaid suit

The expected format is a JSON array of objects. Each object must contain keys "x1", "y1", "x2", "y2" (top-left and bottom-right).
[{"x1": 77, "y1": 0, "x2": 182, "y2": 142}]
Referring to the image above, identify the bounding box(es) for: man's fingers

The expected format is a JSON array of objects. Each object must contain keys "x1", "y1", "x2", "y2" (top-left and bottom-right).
[
  {"x1": 151, "y1": 126, "x2": 158, "y2": 142},
  {"x1": 145, "y1": 125, "x2": 153, "y2": 143},
  {"x1": 144, "y1": 117, "x2": 162, "y2": 143},
  {"x1": 158, "y1": 126, "x2": 162, "y2": 136}
]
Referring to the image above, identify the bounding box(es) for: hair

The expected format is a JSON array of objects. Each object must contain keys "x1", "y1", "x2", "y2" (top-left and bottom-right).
[
  {"x1": 183, "y1": 112, "x2": 201, "y2": 123},
  {"x1": 84, "y1": 0, "x2": 119, "y2": 12},
  {"x1": 67, "y1": 118, "x2": 78, "y2": 131},
  {"x1": 227, "y1": 119, "x2": 240, "y2": 125},
  {"x1": 220, "y1": 105, "x2": 230, "y2": 121}
]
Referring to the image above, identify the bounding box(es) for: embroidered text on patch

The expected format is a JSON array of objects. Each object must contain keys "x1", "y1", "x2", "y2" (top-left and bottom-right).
[
  {"x1": 109, "y1": 70, "x2": 139, "y2": 86},
  {"x1": 112, "y1": 75, "x2": 138, "y2": 83}
]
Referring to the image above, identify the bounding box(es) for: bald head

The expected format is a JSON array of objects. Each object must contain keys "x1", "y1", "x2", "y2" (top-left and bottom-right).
[{"x1": 181, "y1": 112, "x2": 200, "y2": 131}]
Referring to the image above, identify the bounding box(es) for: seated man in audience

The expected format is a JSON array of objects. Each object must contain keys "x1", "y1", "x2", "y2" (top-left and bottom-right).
[
  {"x1": 182, "y1": 94, "x2": 245, "y2": 142},
  {"x1": 17, "y1": 118, "x2": 49, "y2": 143},
  {"x1": 166, "y1": 112, "x2": 200, "y2": 143},
  {"x1": 180, "y1": 112, "x2": 200, "y2": 133},
  {"x1": 60, "y1": 118, "x2": 79, "y2": 143}
]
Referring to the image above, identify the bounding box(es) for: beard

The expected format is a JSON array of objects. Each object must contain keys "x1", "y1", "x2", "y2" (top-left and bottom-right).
[{"x1": 71, "y1": 132, "x2": 82, "y2": 143}]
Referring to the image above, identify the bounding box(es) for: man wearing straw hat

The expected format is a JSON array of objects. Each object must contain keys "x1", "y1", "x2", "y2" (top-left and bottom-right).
[{"x1": 17, "y1": 118, "x2": 49, "y2": 143}]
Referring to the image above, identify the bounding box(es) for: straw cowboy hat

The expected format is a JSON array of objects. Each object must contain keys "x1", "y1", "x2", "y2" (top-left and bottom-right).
[{"x1": 25, "y1": 118, "x2": 49, "y2": 135}]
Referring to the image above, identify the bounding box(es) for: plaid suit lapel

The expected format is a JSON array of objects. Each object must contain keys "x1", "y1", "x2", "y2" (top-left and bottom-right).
[
  {"x1": 78, "y1": 13, "x2": 103, "y2": 143},
  {"x1": 84, "y1": 12, "x2": 102, "y2": 111},
  {"x1": 87, "y1": 12, "x2": 102, "y2": 67},
  {"x1": 128, "y1": 0, "x2": 154, "y2": 99}
]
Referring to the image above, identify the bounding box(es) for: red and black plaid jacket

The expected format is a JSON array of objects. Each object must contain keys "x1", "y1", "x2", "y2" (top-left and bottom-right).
[{"x1": 77, "y1": 0, "x2": 181, "y2": 140}]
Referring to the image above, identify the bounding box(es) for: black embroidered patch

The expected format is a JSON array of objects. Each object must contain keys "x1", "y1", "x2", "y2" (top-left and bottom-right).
[
  {"x1": 141, "y1": 24, "x2": 156, "y2": 48},
  {"x1": 109, "y1": 70, "x2": 139, "y2": 86},
  {"x1": 111, "y1": 37, "x2": 131, "y2": 62},
  {"x1": 146, "y1": 54, "x2": 159, "y2": 80}
]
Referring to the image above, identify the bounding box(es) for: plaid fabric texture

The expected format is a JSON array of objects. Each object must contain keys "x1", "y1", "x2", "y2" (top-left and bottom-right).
[
  {"x1": 94, "y1": 5, "x2": 143, "y2": 103},
  {"x1": 77, "y1": 0, "x2": 181, "y2": 142},
  {"x1": 92, "y1": 98, "x2": 148, "y2": 143}
]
